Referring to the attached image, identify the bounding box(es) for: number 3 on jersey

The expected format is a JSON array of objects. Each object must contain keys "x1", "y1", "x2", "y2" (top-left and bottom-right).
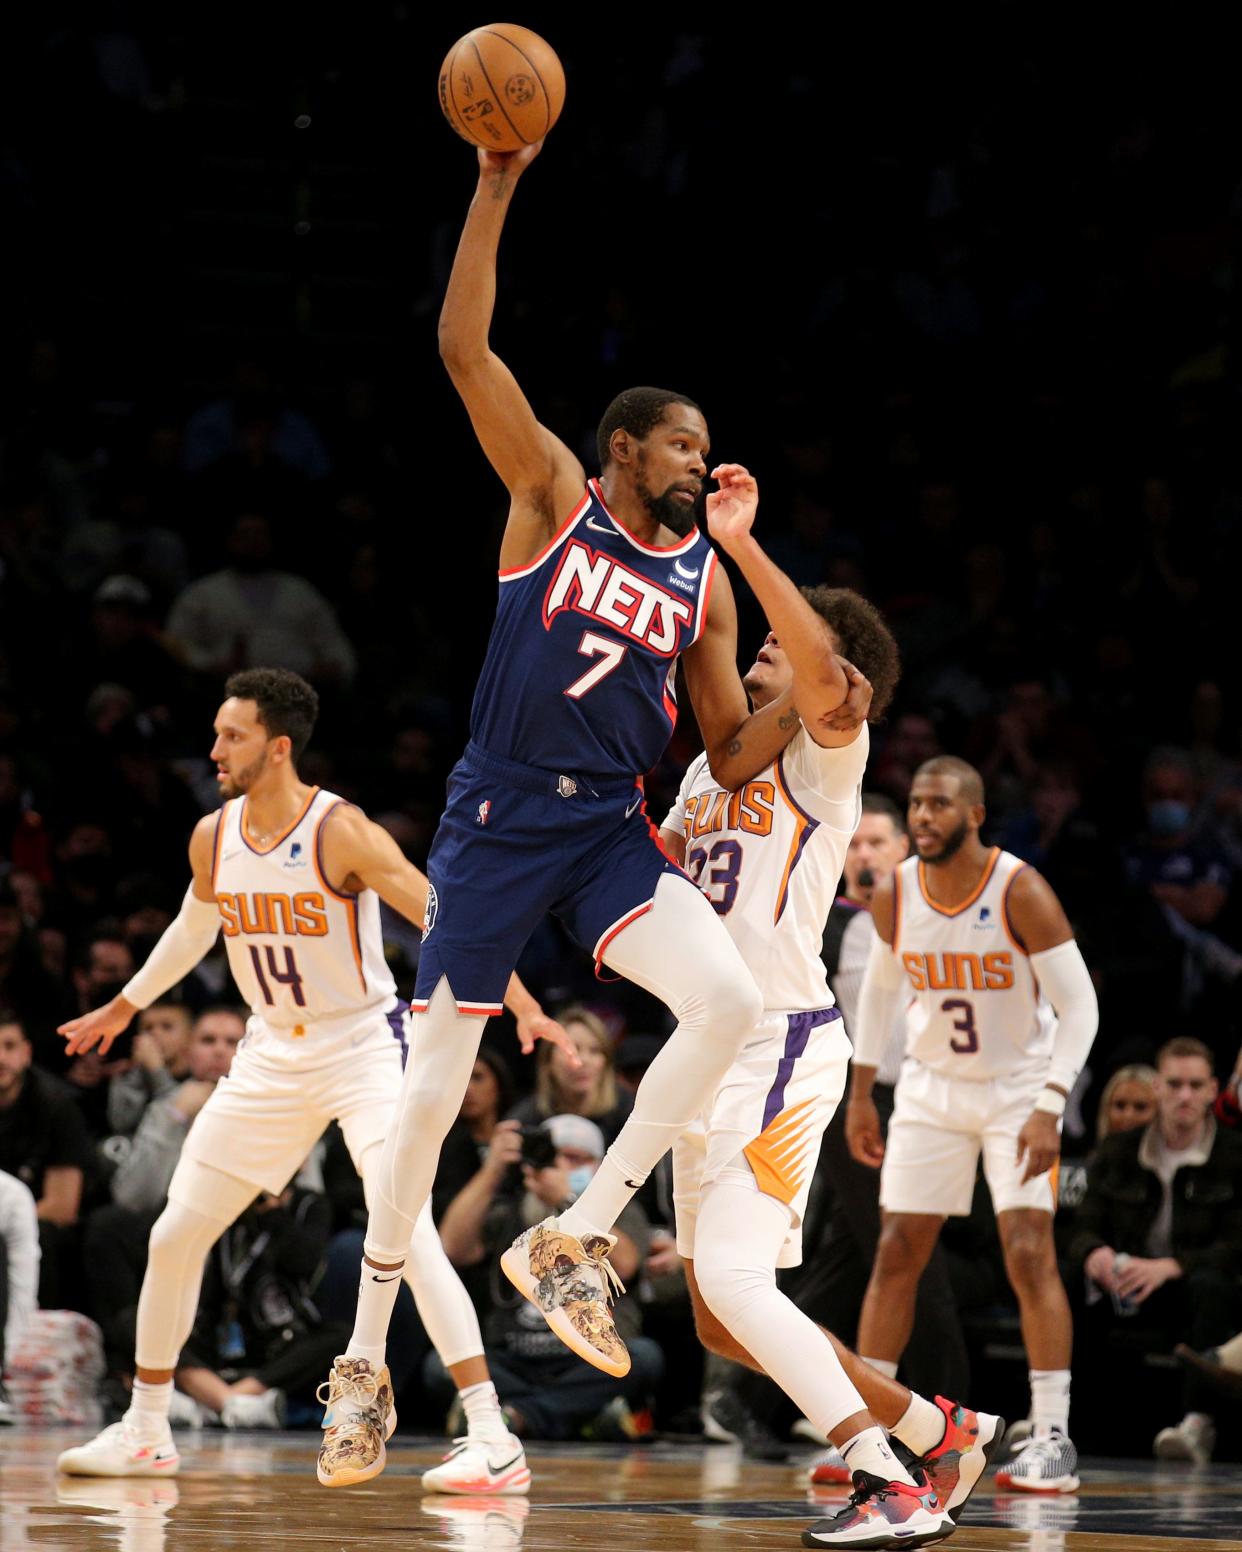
[
  {"x1": 687, "y1": 840, "x2": 743, "y2": 915},
  {"x1": 942, "y1": 997, "x2": 979, "y2": 1054},
  {"x1": 565, "y1": 631, "x2": 627, "y2": 699}
]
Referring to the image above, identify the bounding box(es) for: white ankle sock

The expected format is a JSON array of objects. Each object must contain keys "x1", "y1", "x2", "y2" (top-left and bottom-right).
[
  {"x1": 840, "y1": 1425, "x2": 915, "y2": 1485},
  {"x1": 862, "y1": 1356, "x2": 899, "y2": 1379},
  {"x1": 1029, "y1": 1369, "x2": 1071, "y2": 1437},
  {"x1": 346, "y1": 1253, "x2": 406, "y2": 1366},
  {"x1": 126, "y1": 1379, "x2": 173, "y2": 1438},
  {"x1": 892, "y1": 1392, "x2": 946, "y2": 1455},
  {"x1": 460, "y1": 1380, "x2": 508, "y2": 1441}
]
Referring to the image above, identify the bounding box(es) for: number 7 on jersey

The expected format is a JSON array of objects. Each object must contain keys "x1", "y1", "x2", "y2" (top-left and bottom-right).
[{"x1": 565, "y1": 631, "x2": 628, "y2": 699}]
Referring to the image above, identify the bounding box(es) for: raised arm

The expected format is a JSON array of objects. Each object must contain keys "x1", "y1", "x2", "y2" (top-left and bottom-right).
[
  {"x1": 438, "y1": 145, "x2": 586, "y2": 571},
  {"x1": 681, "y1": 466, "x2": 871, "y2": 789}
]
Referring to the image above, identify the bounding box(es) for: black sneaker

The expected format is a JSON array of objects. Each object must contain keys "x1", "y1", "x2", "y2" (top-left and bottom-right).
[{"x1": 700, "y1": 1388, "x2": 788, "y2": 1461}]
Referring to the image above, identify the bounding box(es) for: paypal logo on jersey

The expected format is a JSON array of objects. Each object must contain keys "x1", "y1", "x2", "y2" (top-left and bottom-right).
[
  {"x1": 283, "y1": 842, "x2": 307, "y2": 870},
  {"x1": 973, "y1": 905, "x2": 994, "y2": 932}
]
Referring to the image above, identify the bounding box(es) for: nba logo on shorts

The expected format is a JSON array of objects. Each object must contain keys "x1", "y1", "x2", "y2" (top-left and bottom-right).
[
  {"x1": 477, "y1": 800, "x2": 491, "y2": 826},
  {"x1": 423, "y1": 882, "x2": 439, "y2": 940}
]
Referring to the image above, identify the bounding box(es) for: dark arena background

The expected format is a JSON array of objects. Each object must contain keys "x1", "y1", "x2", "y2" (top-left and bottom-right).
[{"x1": 2, "y1": 9, "x2": 1242, "y2": 1551}]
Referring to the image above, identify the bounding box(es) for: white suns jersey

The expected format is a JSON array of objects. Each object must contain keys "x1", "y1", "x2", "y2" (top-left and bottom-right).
[
  {"x1": 664, "y1": 727, "x2": 869, "y2": 1013},
  {"x1": 892, "y1": 847, "x2": 1056, "y2": 1082},
  {"x1": 211, "y1": 788, "x2": 396, "y2": 1030}
]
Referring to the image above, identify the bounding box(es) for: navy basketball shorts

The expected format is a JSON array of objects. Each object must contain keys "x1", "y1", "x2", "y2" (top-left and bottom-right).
[{"x1": 413, "y1": 741, "x2": 684, "y2": 1015}]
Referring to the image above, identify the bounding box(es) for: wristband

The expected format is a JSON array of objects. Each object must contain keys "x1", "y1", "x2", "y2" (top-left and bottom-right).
[{"x1": 1033, "y1": 1086, "x2": 1067, "y2": 1117}]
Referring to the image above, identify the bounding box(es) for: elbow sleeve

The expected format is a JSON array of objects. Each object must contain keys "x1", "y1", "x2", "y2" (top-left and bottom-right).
[
  {"x1": 1030, "y1": 938, "x2": 1099, "y2": 1093},
  {"x1": 123, "y1": 887, "x2": 221, "y2": 1009},
  {"x1": 852, "y1": 936, "x2": 906, "y2": 1069}
]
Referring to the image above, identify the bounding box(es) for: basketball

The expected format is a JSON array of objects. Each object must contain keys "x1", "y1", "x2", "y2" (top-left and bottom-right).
[{"x1": 438, "y1": 24, "x2": 565, "y2": 152}]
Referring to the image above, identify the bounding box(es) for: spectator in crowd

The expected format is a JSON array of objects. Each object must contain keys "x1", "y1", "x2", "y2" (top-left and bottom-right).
[
  {"x1": 0, "y1": 1170, "x2": 40, "y2": 1424},
  {"x1": 0, "y1": 879, "x2": 70, "y2": 1043},
  {"x1": 506, "y1": 1006, "x2": 632, "y2": 1146},
  {"x1": 0, "y1": 1009, "x2": 93, "y2": 1307},
  {"x1": 61, "y1": 930, "x2": 136, "y2": 1124},
  {"x1": 109, "y1": 1007, "x2": 244, "y2": 1214},
  {"x1": 1069, "y1": 1036, "x2": 1242, "y2": 1464},
  {"x1": 435, "y1": 1114, "x2": 660, "y2": 1440},
  {"x1": 104, "y1": 997, "x2": 194, "y2": 1143},
  {"x1": 165, "y1": 510, "x2": 356, "y2": 686},
  {"x1": 1124, "y1": 749, "x2": 1231, "y2": 931},
  {"x1": 433, "y1": 1049, "x2": 516, "y2": 1225},
  {"x1": 1095, "y1": 1064, "x2": 1159, "y2": 1143}
]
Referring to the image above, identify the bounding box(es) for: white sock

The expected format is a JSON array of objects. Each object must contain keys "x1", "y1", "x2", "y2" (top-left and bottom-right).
[
  {"x1": 126, "y1": 1379, "x2": 173, "y2": 1439},
  {"x1": 1217, "y1": 1332, "x2": 1242, "y2": 1372},
  {"x1": 892, "y1": 1392, "x2": 946, "y2": 1456},
  {"x1": 345, "y1": 1251, "x2": 406, "y2": 1366},
  {"x1": 1029, "y1": 1369, "x2": 1071, "y2": 1437},
  {"x1": 460, "y1": 1380, "x2": 508, "y2": 1441},
  {"x1": 862, "y1": 1356, "x2": 899, "y2": 1379},
  {"x1": 840, "y1": 1425, "x2": 916, "y2": 1485}
]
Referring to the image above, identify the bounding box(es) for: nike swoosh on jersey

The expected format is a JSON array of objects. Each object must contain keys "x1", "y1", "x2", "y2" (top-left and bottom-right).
[{"x1": 585, "y1": 515, "x2": 614, "y2": 534}]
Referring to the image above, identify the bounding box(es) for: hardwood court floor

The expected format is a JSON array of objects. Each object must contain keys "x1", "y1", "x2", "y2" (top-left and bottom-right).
[{"x1": 3, "y1": 1429, "x2": 1241, "y2": 1552}]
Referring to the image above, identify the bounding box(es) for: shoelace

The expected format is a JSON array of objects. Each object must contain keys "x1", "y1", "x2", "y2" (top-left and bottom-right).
[
  {"x1": 1012, "y1": 1436, "x2": 1067, "y2": 1468},
  {"x1": 316, "y1": 1368, "x2": 381, "y2": 1412},
  {"x1": 585, "y1": 1241, "x2": 627, "y2": 1301}
]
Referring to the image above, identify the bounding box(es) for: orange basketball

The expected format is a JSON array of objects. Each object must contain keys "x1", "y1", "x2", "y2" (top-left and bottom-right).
[{"x1": 438, "y1": 24, "x2": 565, "y2": 152}]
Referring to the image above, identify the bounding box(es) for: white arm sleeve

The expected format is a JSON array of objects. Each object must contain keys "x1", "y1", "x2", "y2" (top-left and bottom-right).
[
  {"x1": 1030, "y1": 938, "x2": 1099, "y2": 1093},
  {"x1": 852, "y1": 933, "x2": 907, "y2": 1069},
  {"x1": 122, "y1": 886, "x2": 221, "y2": 1009}
]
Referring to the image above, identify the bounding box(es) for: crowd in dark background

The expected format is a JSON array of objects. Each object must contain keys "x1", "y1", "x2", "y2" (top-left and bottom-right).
[{"x1": 2, "y1": 13, "x2": 1242, "y2": 1449}]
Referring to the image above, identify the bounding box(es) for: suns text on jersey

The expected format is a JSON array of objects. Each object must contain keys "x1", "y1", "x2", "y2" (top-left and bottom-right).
[
  {"x1": 216, "y1": 891, "x2": 329, "y2": 937},
  {"x1": 902, "y1": 950, "x2": 1016, "y2": 991},
  {"x1": 542, "y1": 541, "x2": 693, "y2": 655}
]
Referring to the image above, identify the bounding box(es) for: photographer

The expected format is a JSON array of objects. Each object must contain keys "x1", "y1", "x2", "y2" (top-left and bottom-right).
[{"x1": 433, "y1": 1114, "x2": 663, "y2": 1440}]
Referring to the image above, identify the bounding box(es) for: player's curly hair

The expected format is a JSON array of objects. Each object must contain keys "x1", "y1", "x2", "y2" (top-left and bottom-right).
[
  {"x1": 224, "y1": 667, "x2": 319, "y2": 764},
  {"x1": 596, "y1": 386, "x2": 702, "y2": 469},
  {"x1": 801, "y1": 586, "x2": 901, "y2": 722}
]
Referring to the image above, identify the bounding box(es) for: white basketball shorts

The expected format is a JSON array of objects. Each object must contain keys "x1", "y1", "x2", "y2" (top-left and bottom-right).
[
  {"x1": 880, "y1": 1057, "x2": 1058, "y2": 1218},
  {"x1": 674, "y1": 1007, "x2": 849, "y2": 1269},
  {"x1": 171, "y1": 1006, "x2": 407, "y2": 1208}
]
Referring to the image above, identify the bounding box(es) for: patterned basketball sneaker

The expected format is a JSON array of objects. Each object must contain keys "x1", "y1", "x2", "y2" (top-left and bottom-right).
[
  {"x1": 918, "y1": 1396, "x2": 1007, "y2": 1520},
  {"x1": 802, "y1": 1468, "x2": 955, "y2": 1548},
  {"x1": 57, "y1": 1421, "x2": 181, "y2": 1478},
  {"x1": 316, "y1": 1357, "x2": 396, "y2": 1487},
  {"x1": 500, "y1": 1218, "x2": 630, "y2": 1376},
  {"x1": 807, "y1": 1443, "x2": 852, "y2": 1485},
  {"x1": 994, "y1": 1429, "x2": 1079, "y2": 1494},
  {"x1": 422, "y1": 1434, "x2": 531, "y2": 1495}
]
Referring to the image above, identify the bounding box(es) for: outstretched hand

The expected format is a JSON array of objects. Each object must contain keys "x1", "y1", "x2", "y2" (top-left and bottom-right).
[
  {"x1": 515, "y1": 1006, "x2": 581, "y2": 1064},
  {"x1": 705, "y1": 464, "x2": 759, "y2": 548},
  {"x1": 478, "y1": 140, "x2": 544, "y2": 180},
  {"x1": 59, "y1": 996, "x2": 137, "y2": 1058}
]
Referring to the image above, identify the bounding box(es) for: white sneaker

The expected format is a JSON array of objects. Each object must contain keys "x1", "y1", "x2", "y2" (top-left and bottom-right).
[
  {"x1": 500, "y1": 1218, "x2": 630, "y2": 1376},
  {"x1": 316, "y1": 1357, "x2": 396, "y2": 1487},
  {"x1": 994, "y1": 1430, "x2": 1080, "y2": 1494},
  {"x1": 221, "y1": 1388, "x2": 286, "y2": 1430},
  {"x1": 1154, "y1": 1413, "x2": 1215, "y2": 1465},
  {"x1": 167, "y1": 1390, "x2": 206, "y2": 1429},
  {"x1": 422, "y1": 1434, "x2": 531, "y2": 1495},
  {"x1": 57, "y1": 1420, "x2": 181, "y2": 1478}
]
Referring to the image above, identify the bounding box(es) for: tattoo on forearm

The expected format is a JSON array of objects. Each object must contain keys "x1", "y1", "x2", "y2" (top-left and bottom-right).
[
  {"x1": 727, "y1": 738, "x2": 742, "y2": 756},
  {"x1": 489, "y1": 172, "x2": 510, "y2": 201},
  {"x1": 778, "y1": 708, "x2": 800, "y2": 730}
]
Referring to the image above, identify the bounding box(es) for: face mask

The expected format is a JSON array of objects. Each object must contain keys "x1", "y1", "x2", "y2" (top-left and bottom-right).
[
  {"x1": 1148, "y1": 800, "x2": 1191, "y2": 837},
  {"x1": 567, "y1": 1165, "x2": 596, "y2": 1199}
]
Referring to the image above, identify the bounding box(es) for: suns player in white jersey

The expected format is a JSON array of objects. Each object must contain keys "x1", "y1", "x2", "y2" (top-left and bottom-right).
[
  {"x1": 847, "y1": 757, "x2": 1099, "y2": 1495},
  {"x1": 657, "y1": 506, "x2": 1004, "y2": 1550},
  {"x1": 55, "y1": 668, "x2": 570, "y2": 1495}
]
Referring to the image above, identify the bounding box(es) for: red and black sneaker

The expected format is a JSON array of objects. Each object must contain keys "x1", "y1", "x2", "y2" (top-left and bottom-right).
[{"x1": 917, "y1": 1396, "x2": 1006, "y2": 1521}]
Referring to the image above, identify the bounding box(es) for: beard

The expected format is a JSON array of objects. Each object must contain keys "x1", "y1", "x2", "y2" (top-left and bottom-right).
[
  {"x1": 220, "y1": 746, "x2": 269, "y2": 798},
  {"x1": 920, "y1": 816, "x2": 970, "y2": 864},
  {"x1": 637, "y1": 474, "x2": 700, "y2": 537}
]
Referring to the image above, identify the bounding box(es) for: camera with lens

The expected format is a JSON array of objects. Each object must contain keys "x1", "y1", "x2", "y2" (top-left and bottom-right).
[{"x1": 519, "y1": 1124, "x2": 558, "y2": 1170}]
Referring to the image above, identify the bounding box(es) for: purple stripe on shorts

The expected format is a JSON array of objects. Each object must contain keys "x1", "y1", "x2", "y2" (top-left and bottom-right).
[
  {"x1": 387, "y1": 1002, "x2": 410, "y2": 1071},
  {"x1": 759, "y1": 1006, "x2": 842, "y2": 1132}
]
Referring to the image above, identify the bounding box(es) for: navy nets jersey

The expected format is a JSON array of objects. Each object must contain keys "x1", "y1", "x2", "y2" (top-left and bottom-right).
[{"x1": 470, "y1": 479, "x2": 718, "y2": 780}]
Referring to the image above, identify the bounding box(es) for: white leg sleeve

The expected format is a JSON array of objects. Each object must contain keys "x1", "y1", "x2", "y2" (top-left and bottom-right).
[
  {"x1": 363, "y1": 976, "x2": 487, "y2": 1262},
  {"x1": 134, "y1": 1167, "x2": 251, "y2": 1365},
  {"x1": 559, "y1": 874, "x2": 763, "y2": 1241},
  {"x1": 357, "y1": 1140, "x2": 483, "y2": 1370},
  {"x1": 693, "y1": 1167, "x2": 867, "y2": 1439}
]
